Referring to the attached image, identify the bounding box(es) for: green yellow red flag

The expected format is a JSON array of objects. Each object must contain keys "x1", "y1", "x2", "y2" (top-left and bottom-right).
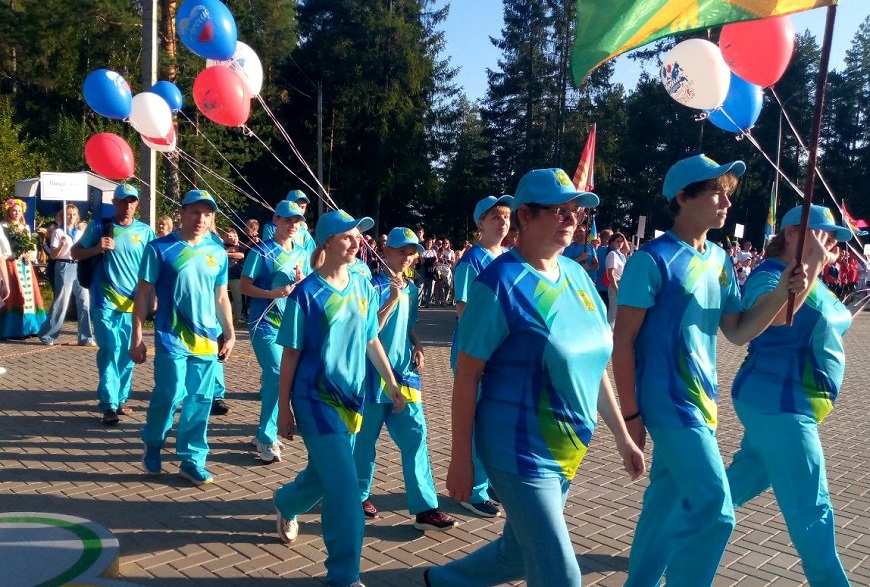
[{"x1": 571, "y1": 0, "x2": 837, "y2": 86}]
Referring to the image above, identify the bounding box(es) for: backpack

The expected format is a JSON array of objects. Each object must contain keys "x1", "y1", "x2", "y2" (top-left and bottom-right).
[{"x1": 77, "y1": 219, "x2": 114, "y2": 289}]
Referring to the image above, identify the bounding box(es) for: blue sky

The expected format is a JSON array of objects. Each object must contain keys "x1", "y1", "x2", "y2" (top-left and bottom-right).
[{"x1": 438, "y1": 0, "x2": 870, "y2": 103}]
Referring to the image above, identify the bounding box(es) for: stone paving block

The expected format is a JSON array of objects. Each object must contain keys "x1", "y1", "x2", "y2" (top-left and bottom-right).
[{"x1": 1, "y1": 313, "x2": 869, "y2": 585}]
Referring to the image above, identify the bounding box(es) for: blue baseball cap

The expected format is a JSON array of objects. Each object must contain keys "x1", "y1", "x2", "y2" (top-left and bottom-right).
[
  {"x1": 314, "y1": 209, "x2": 374, "y2": 245},
  {"x1": 285, "y1": 189, "x2": 310, "y2": 204},
  {"x1": 512, "y1": 169, "x2": 599, "y2": 211},
  {"x1": 663, "y1": 154, "x2": 745, "y2": 201},
  {"x1": 473, "y1": 195, "x2": 514, "y2": 223},
  {"x1": 113, "y1": 183, "x2": 139, "y2": 200},
  {"x1": 274, "y1": 200, "x2": 304, "y2": 219},
  {"x1": 385, "y1": 226, "x2": 424, "y2": 253},
  {"x1": 181, "y1": 189, "x2": 219, "y2": 212},
  {"x1": 780, "y1": 204, "x2": 853, "y2": 242}
]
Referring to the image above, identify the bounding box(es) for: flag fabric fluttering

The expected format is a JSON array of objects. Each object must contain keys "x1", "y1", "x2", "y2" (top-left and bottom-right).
[
  {"x1": 765, "y1": 181, "x2": 777, "y2": 242},
  {"x1": 841, "y1": 201, "x2": 869, "y2": 236},
  {"x1": 570, "y1": 0, "x2": 837, "y2": 86},
  {"x1": 573, "y1": 124, "x2": 596, "y2": 192},
  {"x1": 589, "y1": 217, "x2": 599, "y2": 241}
]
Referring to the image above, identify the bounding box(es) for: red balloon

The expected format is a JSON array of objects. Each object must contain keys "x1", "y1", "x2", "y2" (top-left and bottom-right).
[
  {"x1": 720, "y1": 16, "x2": 795, "y2": 87},
  {"x1": 193, "y1": 66, "x2": 251, "y2": 127},
  {"x1": 84, "y1": 132, "x2": 135, "y2": 179}
]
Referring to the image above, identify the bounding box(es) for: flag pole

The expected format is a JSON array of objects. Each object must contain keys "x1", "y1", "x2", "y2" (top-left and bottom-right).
[{"x1": 786, "y1": 4, "x2": 837, "y2": 326}]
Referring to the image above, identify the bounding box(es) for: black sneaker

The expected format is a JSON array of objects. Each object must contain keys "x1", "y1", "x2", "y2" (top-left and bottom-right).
[
  {"x1": 460, "y1": 500, "x2": 500, "y2": 518},
  {"x1": 362, "y1": 499, "x2": 378, "y2": 518},
  {"x1": 211, "y1": 399, "x2": 229, "y2": 415},
  {"x1": 414, "y1": 509, "x2": 457, "y2": 532},
  {"x1": 487, "y1": 484, "x2": 500, "y2": 504},
  {"x1": 102, "y1": 409, "x2": 119, "y2": 426}
]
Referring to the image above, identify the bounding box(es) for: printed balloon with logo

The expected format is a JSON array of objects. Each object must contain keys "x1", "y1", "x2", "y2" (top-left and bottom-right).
[
  {"x1": 720, "y1": 16, "x2": 795, "y2": 87},
  {"x1": 206, "y1": 41, "x2": 264, "y2": 97},
  {"x1": 82, "y1": 69, "x2": 133, "y2": 120},
  {"x1": 660, "y1": 39, "x2": 731, "y2": 110},
  {"x1": 193, "y1": 65, "x2": 251, "y2": 127},
  {"x1": 706, "y1": 72, "x2": 763, "y2": 134},
  {"x1": 85, "y1": 133, "x2": 135, "y2": 179},
  {"x1": 176, "y1": 0, "x2": 238, "y2": 60}
]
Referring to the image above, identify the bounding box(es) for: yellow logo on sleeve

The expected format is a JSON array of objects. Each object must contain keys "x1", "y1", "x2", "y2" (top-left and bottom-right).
[{"x1": 577, "y1": 290, "x2": 596, "y2": 311}]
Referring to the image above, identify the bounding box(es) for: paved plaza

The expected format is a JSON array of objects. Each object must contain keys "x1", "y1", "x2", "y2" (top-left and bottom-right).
[{"x1": 0, "y1": 307, "x2": 868, "y2": 586}]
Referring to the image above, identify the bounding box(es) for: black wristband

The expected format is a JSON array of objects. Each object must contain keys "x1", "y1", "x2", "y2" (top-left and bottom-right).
[{"x1": 623, "y1": 411, "x2": 641, "y2": 422}]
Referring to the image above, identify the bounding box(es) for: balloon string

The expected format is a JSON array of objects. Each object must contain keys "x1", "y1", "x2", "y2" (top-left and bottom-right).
[
  {"x1": 713, "y1": 109, "x2": 867, "y2": 261},
  {"x1": 177, "y1": 111, "x2": 274, "y2": 212},
  {"x1": 174, "y1": 147, "x2": 274, "y2": 213},
  {"x1": 769, "y1": 87, "x2": 867, "y2": 248},
  {"x1": 254, "y1": 96, "x2": 341, "y2": 212}
]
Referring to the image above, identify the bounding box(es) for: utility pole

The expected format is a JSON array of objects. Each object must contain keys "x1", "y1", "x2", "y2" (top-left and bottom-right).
[
  {"x1": 140, "y1": 0, "x2": 158, "y2": 228},
  {"x1": 317, "y1": 82, "x2": 324, "y2": 217}
]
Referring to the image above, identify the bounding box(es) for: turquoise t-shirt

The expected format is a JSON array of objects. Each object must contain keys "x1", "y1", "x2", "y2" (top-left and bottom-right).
[
  {"x1": 277, "y1": 270, "x2": 380, "y2": 435},
  {"x1": 618, "y1": 231, "x2": 742, "y2": 430},
  {"x1": 451, "y1": 243, "x2": 503, "y2": 369},
  {"x1": 79, "y1": 219, "x2": 156, "y2": 312},
  {"x1": 732, "y1": 258, "x2": 851, "y2": 423},
  {"x1": 349, "y1": 257, "x2": 372, "y2": 279},
  {"x1": 366, "y1": 273, "x2": 421, "y2": 404},
  {"x1": 459, "y1": 249, "x2": 612, "y2": 480},
  {"x1": 241, "y1": 239, "x2": 311, "y2": 336},
  {"x1": 263, "y1": 222, "x2": 316, "y2": 254},
  {"x1": 561, "y1": 241, "x2": 596, "y2": 275},
  {"x1": 139, "y1": 232, "x2": 229, "y2": 356}
]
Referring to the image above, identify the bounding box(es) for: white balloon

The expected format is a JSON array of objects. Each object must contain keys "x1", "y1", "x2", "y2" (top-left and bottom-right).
[
  {"x1": 660, "y1": 39, "x2": 731, "y2": 110},
  {"x1": 142, "y1": 124, "x2": 177, "y2": 153},
  {"x1": 129, "y1": 92, "x2": 174, "y2": 138},
  {"x1": 206, "y1": 41, "x2": 264, "y2": 97}
]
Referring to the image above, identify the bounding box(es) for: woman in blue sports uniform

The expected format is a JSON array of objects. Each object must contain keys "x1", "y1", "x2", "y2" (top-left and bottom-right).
[
  {"x1": 726, "y1": 204, "x2": 854, "y2": 586},
  {"x1": 426, "y1": 169, "x2": 645, "y2": 587},
  {"x1": 240, "y1": 200, "x2": 310, "y2": 463},
  {"x1": 449, "y1": 194, "x2": 512, "y2": 518},
  {"x1": 273, "y1": 209, "x2": 405, "y2": 587}
]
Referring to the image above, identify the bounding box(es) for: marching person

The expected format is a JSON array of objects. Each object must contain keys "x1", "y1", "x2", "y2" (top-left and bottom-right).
[
  {"x1": 273, "y1": 209, "x2": 405, "y2": 587},
  {"x1": 614, "y1": 155, "x2": 809, "y2": 586},
  {"x1": 427, "y1": 169, "x2": 644, "y2": 587},
  {"x1": 448, "y1": 194, "x2": 513, "y2": 519},
  {"x1": 726, "y1": 204, "x2": 854, "y2": 585},
  {"x1": 353, "y1": 226, "x2": 457, "y2": 531},
  {"x1": 239, "y1": 200, "x2": 310, "y2": 463},
  {"x1": 131, "y1": 190, "x2": 235, "y2": 486},
  {"x1": 72, "y1": 184, "x2": 156, "y2": 425}
]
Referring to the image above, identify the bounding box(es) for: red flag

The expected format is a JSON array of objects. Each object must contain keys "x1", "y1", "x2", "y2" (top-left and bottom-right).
[
  {"x1": 573, "y1": 123, "x2": 596, "y2": 192},
  {"x1": 841, "y1": 201, "x2": 868, "y2": 231}
]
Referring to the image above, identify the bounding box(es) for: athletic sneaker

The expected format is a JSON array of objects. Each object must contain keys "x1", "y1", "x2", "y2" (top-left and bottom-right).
[
  {"x1": 257, "y1": 441, "x2": 282, "y2": 463},
  {"x1": 343, "y1": 582, "x2": 366, "y2": 587},
  {"x1": 251, "y1": 437, "x2": 285, "y2": 449},
  {"x1": 141, "y1": 444, "x2": 162, "y2": 475},
  {"x1": 362, "y1": 499, "x2": 378, "y2": 518},
  {"x1": 414, "y1": 509, "x2": 457, "y2": 532},
  {"x1": 488, "y1": 484, "x2": 500, "y2": 504},
  {"x1": 179, "y1": 464, "x2": 213, "y2": 486},
  {"x1": 102, "y1": 409, "x2": 119, "y2": 426},
  {"x1": 276, "y1": 505, "x2": 299, "y2": 543},
  {"x1": 211, "y1": 399, "x2": 229, "y2": 415},
  {"x1": 460, "y1": 500, "x2": 500, "y2": 518},
  {"x1": 0, "y1": 366, "x2": 7, "y2": 375}
]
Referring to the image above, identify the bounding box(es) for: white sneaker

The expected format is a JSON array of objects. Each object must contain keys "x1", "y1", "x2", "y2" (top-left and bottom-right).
[
  {"x1": 252, "y1": 436, "x2": 284, "y2": 449},
  {"x1": 258, "y1": 441, "x2": 282, "y2": 463},
  {"x1": 276, "y1": 505, "x2": 298, "y2": 543},
  {"x1": 0, "y1": 366, "x2": 6, "y2": 375}
]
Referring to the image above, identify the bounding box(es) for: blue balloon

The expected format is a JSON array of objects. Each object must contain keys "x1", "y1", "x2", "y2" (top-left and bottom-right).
[
  {"x1": 706, "y1": 72, "x2": 763, "y2": 134},
  {"x1": 150, "y1": 80, "x2": 184, "y2": 112},
  {"x1": 82, "y1": 69, "x2": 132, "y2": 120},
  {"x1": 176, "y1": 0, "x2": 238, "y2": 60}
]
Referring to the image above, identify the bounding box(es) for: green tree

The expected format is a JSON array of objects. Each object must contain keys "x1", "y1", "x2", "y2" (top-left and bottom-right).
[{"x1": 0, "y1": 97, "x2": 46, "y2": 197}]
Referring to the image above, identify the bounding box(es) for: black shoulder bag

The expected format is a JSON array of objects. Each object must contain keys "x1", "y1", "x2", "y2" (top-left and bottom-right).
[{"x1": 77, "y1": 219, "x2": 114, "y2": 288}]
